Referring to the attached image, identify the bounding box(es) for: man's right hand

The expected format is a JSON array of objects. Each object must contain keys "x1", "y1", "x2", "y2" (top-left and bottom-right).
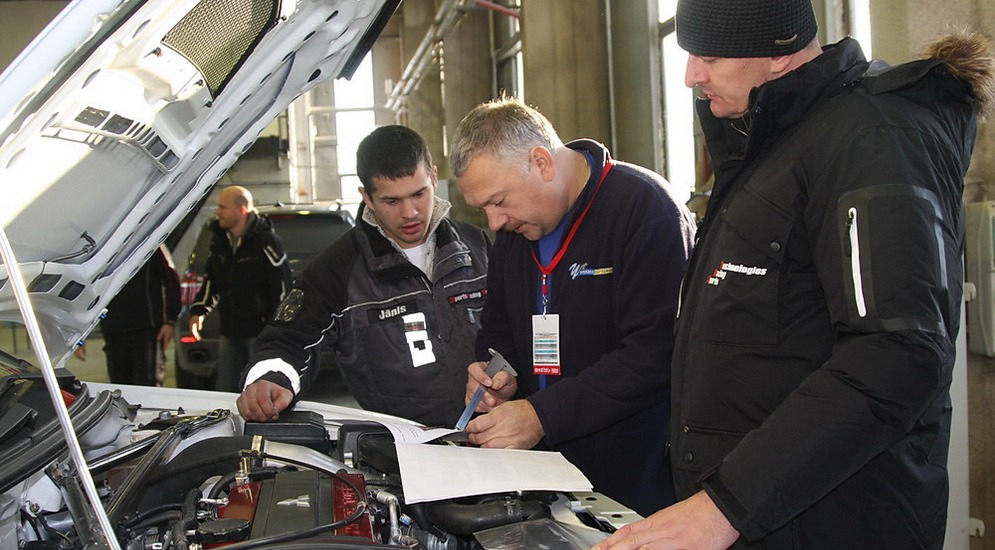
[
  {"x1": 189, "y1": 314, "x2": 204, "y2": 341},
  {"x1": 466, "y1": 360, "x2": 518, "y2": 412},
  {"x1": 237, "y1": 380, "x2": 293, "y2": 421}
]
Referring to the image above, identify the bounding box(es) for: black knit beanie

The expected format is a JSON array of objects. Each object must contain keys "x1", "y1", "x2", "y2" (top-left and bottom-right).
[{"x1": 676, "y1": 0, "x2": 818, "y2": 58}]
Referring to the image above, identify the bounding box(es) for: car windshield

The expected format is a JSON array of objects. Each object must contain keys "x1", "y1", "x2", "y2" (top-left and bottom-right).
[{"x1": 268, "y1": 213, "x2": 352, "y2": 274}]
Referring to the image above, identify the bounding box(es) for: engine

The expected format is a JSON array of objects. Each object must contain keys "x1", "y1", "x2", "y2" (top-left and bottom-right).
[{"x1": 2, "y1": 390, "x2": 632, "y2": 550}]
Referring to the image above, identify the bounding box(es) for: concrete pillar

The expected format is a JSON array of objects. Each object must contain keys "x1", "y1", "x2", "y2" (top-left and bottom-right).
[
  {"x1": 441, "y1": 5, "x2": 493, "y2": 227},
  {"x1": 401, "y1": 0, "x2": 446, "y2": 180},
  {"x1": 520, "y1": 0, "x2": 611, "y2": 145},
  {"x1": 608, "y1": 0, "x2": 663, "y2": 171}
]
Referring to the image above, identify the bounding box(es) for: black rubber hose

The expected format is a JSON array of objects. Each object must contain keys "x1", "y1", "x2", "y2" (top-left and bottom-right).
[
  {"x1": 169, "y1": 488, "x2": 201, "y2": 550},
  {"x1": 108, "y1": 413, "x2": 232, "y2": 524},
  {"x1": 120, "y1": 502, "x2": 182, "y2": 528},
  {"x1": 406, "y1": 502, "x2": 449, "y2": 540},
  {"x1": 206, "y1": 466, "x2": 286, "y2": 500},
  {"x1": 125, "y1": 510, "x2": 182, "y2": 534},
  {"x1": 134, "y1": 436, "x2": 254, "y2": 511},
  {"x1": 426, "y1": 497, "x2": 551, "y2": 535}
]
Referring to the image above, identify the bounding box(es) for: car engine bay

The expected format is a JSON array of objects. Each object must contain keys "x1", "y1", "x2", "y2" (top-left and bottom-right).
[{"x1": 0, "y1": 368, "x2": 633, "y2": 550}]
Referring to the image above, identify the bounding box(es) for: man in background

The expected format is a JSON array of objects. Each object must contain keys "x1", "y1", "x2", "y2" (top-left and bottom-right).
[
  {"x1": 100, "y1": 244, "x2": 180, "y2": 386},
  {"x1": 189, "y1": 185, "x2": 291, "y2": 392}
]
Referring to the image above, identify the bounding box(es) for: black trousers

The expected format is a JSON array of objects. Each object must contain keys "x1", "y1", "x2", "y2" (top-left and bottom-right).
[{"x1": 103, "y1": 327, "x2": 163, "y2": 386}]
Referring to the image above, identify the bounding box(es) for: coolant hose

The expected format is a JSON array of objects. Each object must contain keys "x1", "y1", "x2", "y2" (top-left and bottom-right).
[
  {"x1": 426, "y1": 497, "x2": 551, "y2": 535},
  {"x1": 169, "y1": 488, "x2": 201, "y2": 550}
]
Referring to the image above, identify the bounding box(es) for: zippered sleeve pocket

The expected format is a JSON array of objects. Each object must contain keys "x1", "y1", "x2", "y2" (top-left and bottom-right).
[{"x1": 837, "y1": 185, "x2": 950, "y2": 334}]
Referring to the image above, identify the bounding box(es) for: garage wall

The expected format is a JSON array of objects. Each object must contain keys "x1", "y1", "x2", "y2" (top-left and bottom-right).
[{"x1": 0, "y1": 1, "x2": 66, "y2": 71}]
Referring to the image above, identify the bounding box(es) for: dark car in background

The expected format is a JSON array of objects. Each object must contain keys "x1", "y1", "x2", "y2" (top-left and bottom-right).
[{"x1": 174, "y1": 202, "x2": 355, "y2": 398}]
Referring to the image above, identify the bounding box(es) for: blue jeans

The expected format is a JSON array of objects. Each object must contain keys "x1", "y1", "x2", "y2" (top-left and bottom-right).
[{"x1": 216, "y1": 336, "x2": 254, "y2": 392}]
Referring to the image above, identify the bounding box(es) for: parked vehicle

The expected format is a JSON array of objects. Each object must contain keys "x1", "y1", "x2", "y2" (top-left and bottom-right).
[
  {"x1": 0, "y1": 0, "x2": 635, "y2": 548},
  {"x1": 174, "y1": 203, "x2": 354, "y2": 398}
]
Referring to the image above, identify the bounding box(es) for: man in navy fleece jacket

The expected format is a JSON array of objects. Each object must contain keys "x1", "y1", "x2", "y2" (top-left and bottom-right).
[{"x1": 450, "y1": 97, "x2": 696, "y2": 516}]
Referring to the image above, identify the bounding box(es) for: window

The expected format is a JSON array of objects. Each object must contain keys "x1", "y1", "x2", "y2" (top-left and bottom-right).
[
  {"x1": 333, "y1": 54, "x2": 377, "y2": 205},
  {"x1": 287, "y1": 53, "x2": 377, "y2": 214},
  {"x1": 658, "y1": 0, "x2": 694, "y2": 203},
  {"x1": 493, "y1": 0, "x2": 523, "y2": 99}
]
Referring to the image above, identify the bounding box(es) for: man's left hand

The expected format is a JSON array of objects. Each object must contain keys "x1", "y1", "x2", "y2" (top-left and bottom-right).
[
  {"x1": 157, "y1": 324, "x2": 174, "y2": 351},
  {"x1": 466, "y1": 399, "x2": 543, "y2": 449},
  {"x1": 591, "y1": 491, "x2": 740, "y2": 550}
]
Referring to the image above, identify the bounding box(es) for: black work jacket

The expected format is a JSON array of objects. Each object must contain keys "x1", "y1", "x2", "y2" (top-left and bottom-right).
[
  {"x1": 250, "y1": 210, "x2": 490, "y2": 427},
  {"x1": 672, "y1": 38, "x2": 977, "y2": 548},
  {"x1": 190, "y1": 213, "x2": 292, "y2": 338},
  {"x1": 101, "y1": 246, "x2": 180, "y2": 333}
]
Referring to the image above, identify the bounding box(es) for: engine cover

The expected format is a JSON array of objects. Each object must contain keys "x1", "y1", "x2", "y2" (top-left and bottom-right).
[{"x1": 221, "y1": 470, "x2": 378, "y2": 544}]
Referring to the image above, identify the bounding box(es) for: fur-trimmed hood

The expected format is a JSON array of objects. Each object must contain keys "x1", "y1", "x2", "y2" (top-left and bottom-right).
[{"x1": 925, "y1": 30, "x2": 995, "y2": 120}]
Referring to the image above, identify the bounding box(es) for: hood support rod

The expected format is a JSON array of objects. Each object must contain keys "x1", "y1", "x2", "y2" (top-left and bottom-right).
[{"x1": 0, "y1": 226, "x2": 122, "y2": 550}]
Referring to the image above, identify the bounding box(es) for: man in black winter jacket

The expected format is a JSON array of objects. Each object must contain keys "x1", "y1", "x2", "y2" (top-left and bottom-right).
[
  {"x1": 597, "y1": 1, "x2": 994, "y2": 549},
  {"x1": 189, "y1": 185, "x2": 292, "y2": 392}
]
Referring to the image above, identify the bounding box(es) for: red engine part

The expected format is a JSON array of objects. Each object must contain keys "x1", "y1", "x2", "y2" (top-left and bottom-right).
[
  {"x1": 210, "y1": 470, "x2": 378, "y2": 545},
  {"x1": 333, "y1": 472, "x2": 375, "y2": 539}
]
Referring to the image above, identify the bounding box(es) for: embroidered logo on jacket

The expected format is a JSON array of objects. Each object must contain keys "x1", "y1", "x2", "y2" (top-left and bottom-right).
[
  {"x1": 274, "y1": 288, "x2": 305, "y2": 323},
  {"x1": 569, "y1": 262, "x2": 614, "y2": 280},
  {"x1": 449, "y1": 289, "x2": 487, "y2": 304},
  {"x1": 708, "y1": 261, "x2": 769, "y2": 286}
]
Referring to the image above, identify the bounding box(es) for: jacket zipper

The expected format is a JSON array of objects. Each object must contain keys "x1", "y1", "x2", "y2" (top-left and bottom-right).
[
  {"x1": 683, "y1": 424, "x2": 747, "y2": 438},
  {"x1": 847, "y1": 207, "x2": 867, "y2": 317}
]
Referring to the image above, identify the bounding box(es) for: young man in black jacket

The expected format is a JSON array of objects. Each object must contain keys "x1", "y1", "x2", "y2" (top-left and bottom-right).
[
  {"x1": 597, "y1": 0, "x2": 995, "y2": 548},
  {"x1": 236, "y1": 126, "x2": 490, "y2": 427}
]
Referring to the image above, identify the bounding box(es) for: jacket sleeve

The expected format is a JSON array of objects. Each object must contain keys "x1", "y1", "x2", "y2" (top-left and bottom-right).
[
  {"x1": 475, "y1": 233, "x2": 517, "y2": 363},
  {"x1": 261, "y1": 232, "x2": 292, "y2": 320},
  {"x1": 156, "y1": 245, "x2": 182, "y2": 324},
  {"x1": 189, "y1": 237, "x2": 219, "y2": 316},
  {"x1": 247, "y1": 236, "x2": 353, "y2": 396},
  {"x1": 701, "y1": 123, "x2": 965, "y2": 540}
]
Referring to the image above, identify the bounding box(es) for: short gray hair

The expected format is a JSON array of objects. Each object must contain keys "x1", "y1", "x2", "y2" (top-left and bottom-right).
[{"x1": 449, "y1": 97, "x2": 563, "y2": 178}]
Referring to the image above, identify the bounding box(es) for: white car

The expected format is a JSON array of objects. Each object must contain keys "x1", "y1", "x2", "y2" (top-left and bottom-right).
[{"x1": 0, "y1": 1, "x2": 637, "y2": 549}]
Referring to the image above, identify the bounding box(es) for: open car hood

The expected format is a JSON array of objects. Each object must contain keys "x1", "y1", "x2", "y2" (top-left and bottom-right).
[{"x1": 0, "y1": 0, "x2": 398, "y2": 363}]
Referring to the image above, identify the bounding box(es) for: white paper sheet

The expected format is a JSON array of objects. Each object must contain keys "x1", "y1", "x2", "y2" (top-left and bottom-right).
[
  {"x1": 395, "y1": 442, "x2": 593, "y2": 504},
  {"x1": 381, "y1": 422, "x2": 460, "y2": 444}
]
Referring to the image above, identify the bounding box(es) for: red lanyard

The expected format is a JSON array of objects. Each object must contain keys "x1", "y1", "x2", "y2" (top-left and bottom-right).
[{"x1": 530, "y1": 160, "x2": 613, "y2": 313}]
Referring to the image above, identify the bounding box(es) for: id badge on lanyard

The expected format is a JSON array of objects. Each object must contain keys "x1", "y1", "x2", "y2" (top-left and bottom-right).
[
  {"x1": 530, "y1": 159, "x2": 612, "y2": 379},
  {"x1": 532, "y1": 313, "x2": 561, "y2": 376}
]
